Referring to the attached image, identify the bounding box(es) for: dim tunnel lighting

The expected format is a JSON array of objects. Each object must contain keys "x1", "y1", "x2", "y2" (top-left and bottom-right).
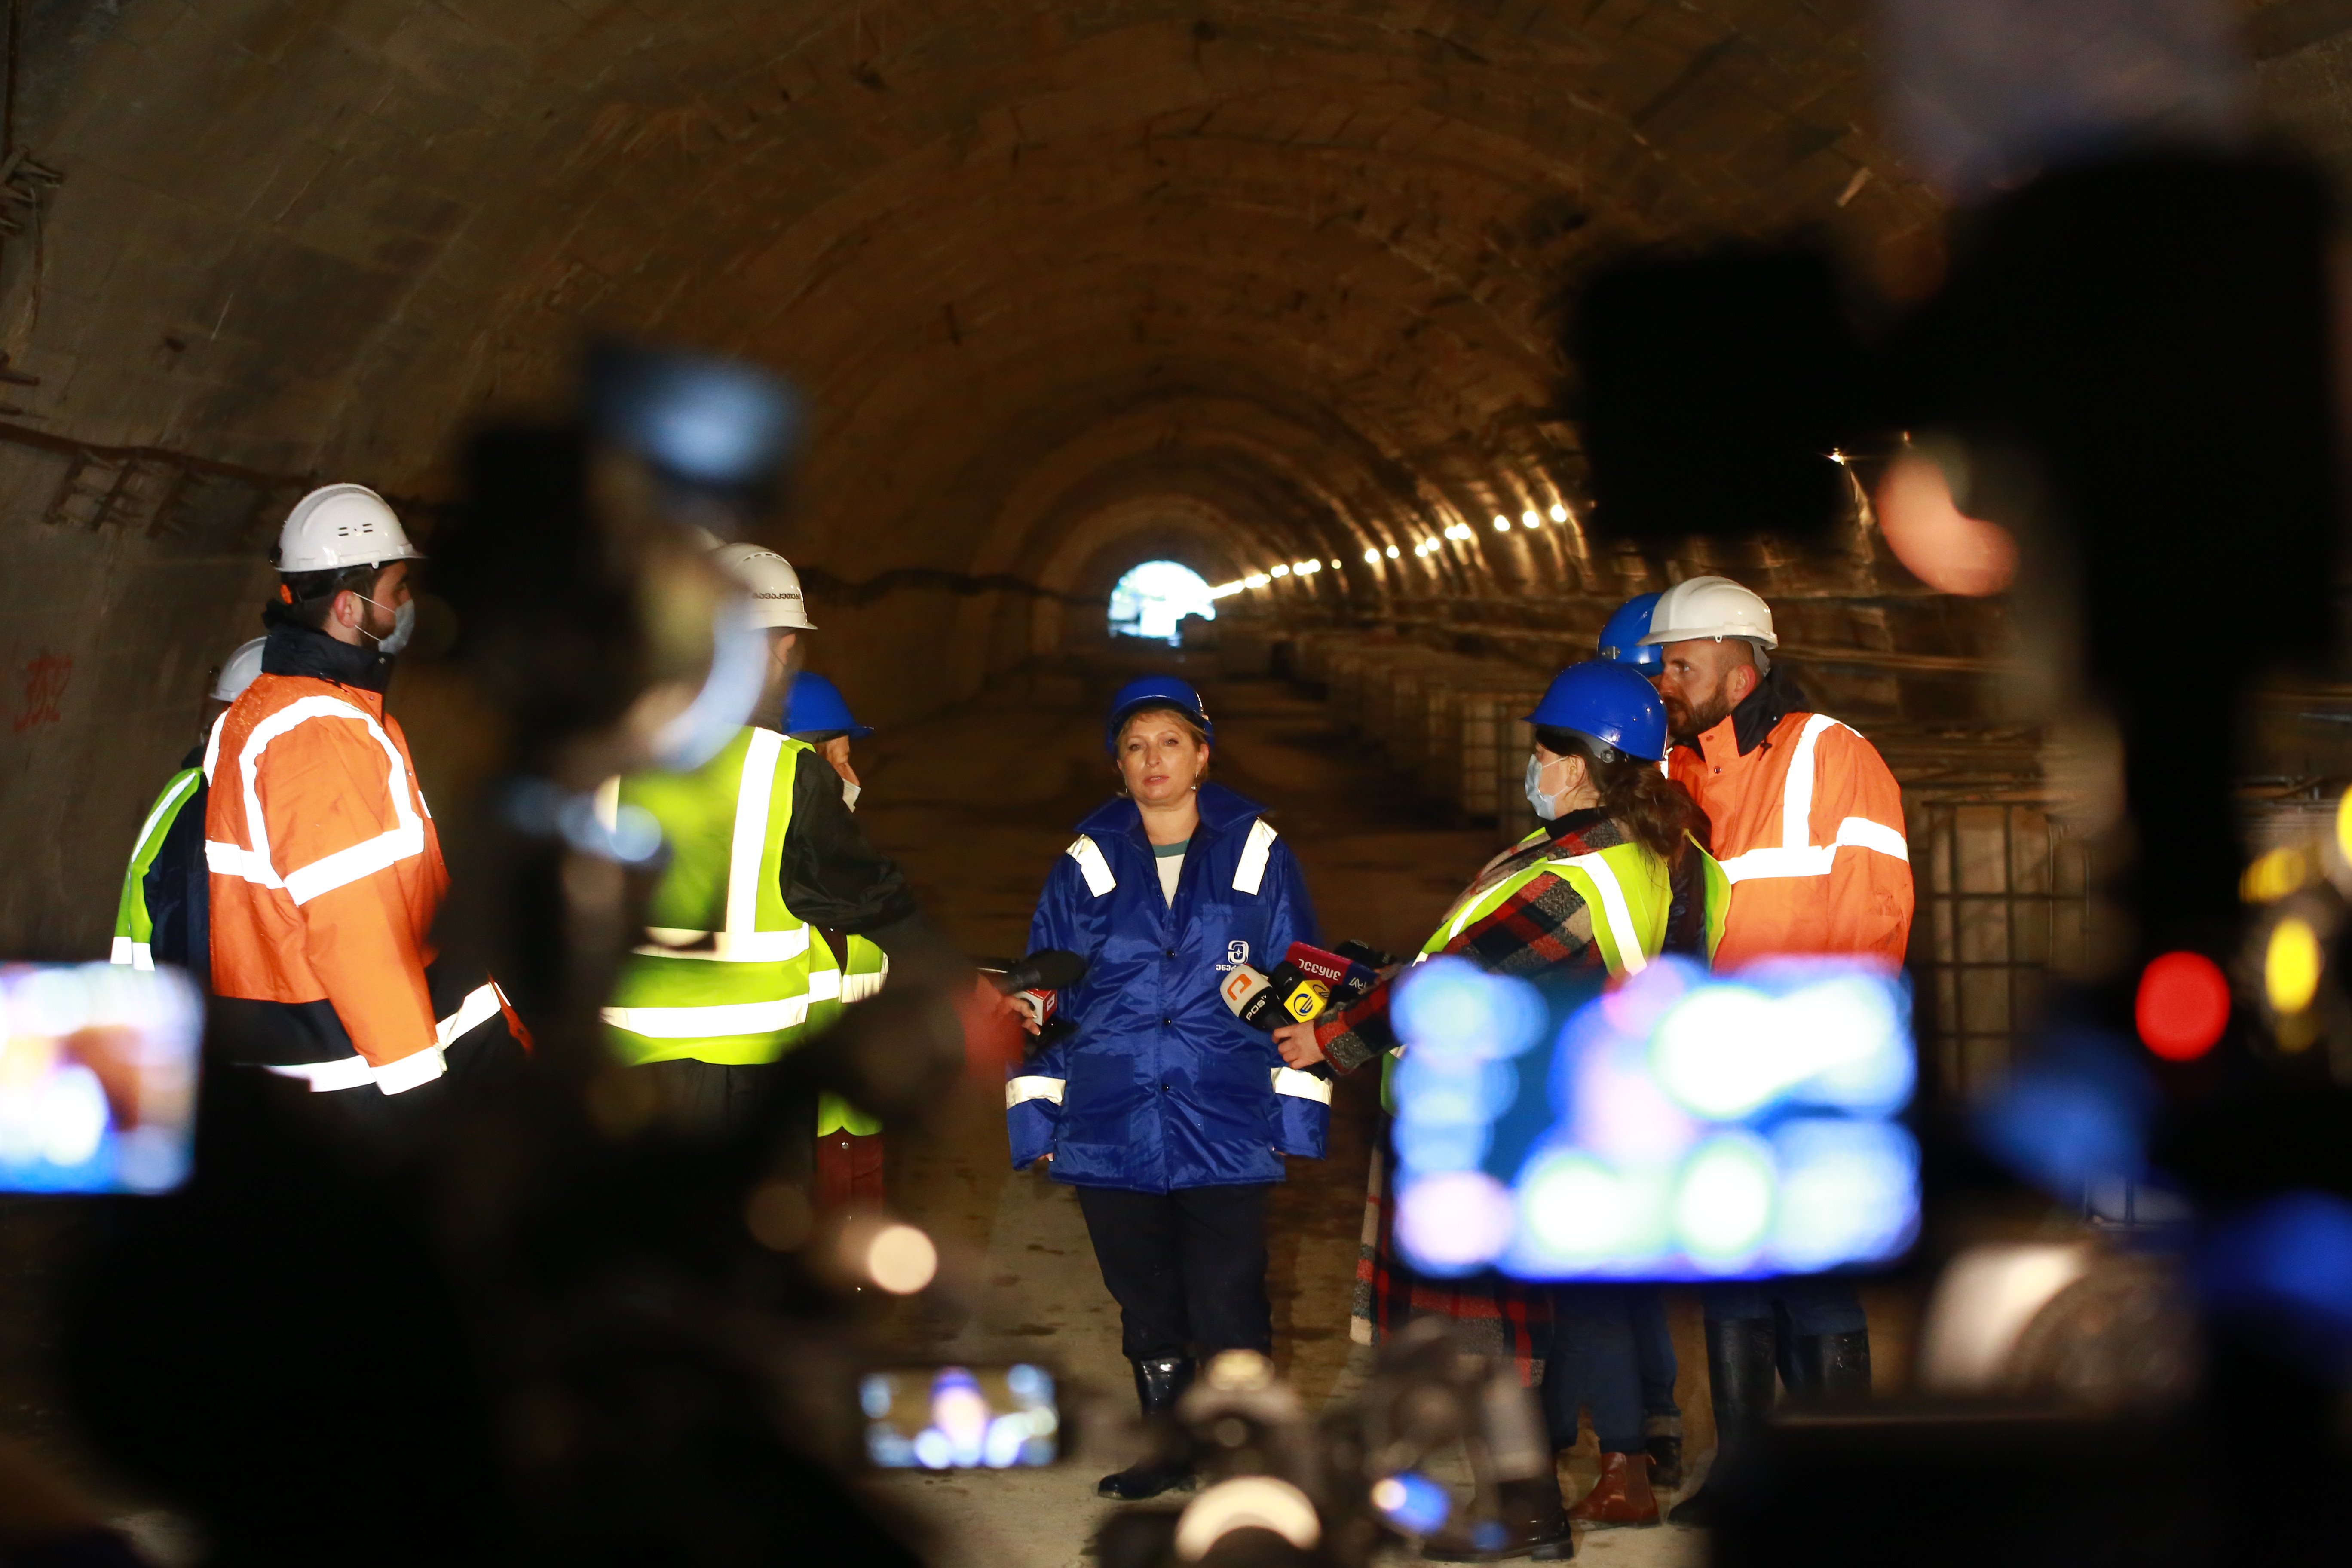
[
  {"x1": 1363, "y1": 548, "x2": 1381, "y2": 564},
  {"x1": 2135, "y1": 951, "x2": 2229, "y2": 1061},
  {"x1": 864, "y1": 1223, "x2": 939, "y2": 1294},
  {"x1": 1384, "y1": 545, "x2": 1400, "y2": 559},
  {"x1": 1244, "y1": 573, "x2": 1270, "y2": 588},
  {"x1": 1492, "y1": 516, "x2": 1511, "y2": 532},
  {"x1": 1207, "y1": 580, "x2": 1245, "y2": 598},
  {"x1": 1268, "y1": 564, "x2": 1289, "y2": 579},
  {"x1": 1550, "y1": 503, "x2": 1569, "y2": 522},
  {"x1": 2267, "y1": 918, "x2": 2324, "y2": 1016},
  {"x1": 1521, "y1": 509, "x2": 1540, "y2": 528},
  {"x1": 2336, "y1": 784, "x2": 2352, "y2": 865},
  {"x1": 1329, "y1": 558, "x2": 1341, "y2": 569}
]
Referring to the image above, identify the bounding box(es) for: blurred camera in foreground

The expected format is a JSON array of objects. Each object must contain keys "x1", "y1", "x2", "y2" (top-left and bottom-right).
[
  {"x1": 0, "y1": 963, "x2": 200, "y2": 1194},
  {"x1": 1391, "y1": 956, "x2": 1918, "y2": 1280}
]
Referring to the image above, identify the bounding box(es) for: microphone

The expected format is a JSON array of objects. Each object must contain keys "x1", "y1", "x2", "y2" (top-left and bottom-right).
[
  {"x1": 989, "y1": 949, "x2": 1088, "y2": 995},
  {"x1": 1220, "y1": 962, "x2": 1329, "y2": 1029},
  {"x1": 1285, "y1": 942, "x2": 1379, "y2": 1009}
]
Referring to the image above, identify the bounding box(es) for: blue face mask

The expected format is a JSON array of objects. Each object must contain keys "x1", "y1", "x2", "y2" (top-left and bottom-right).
[{"x1": 1524, "y1": 754, "x2": 1561, "y2": 821}]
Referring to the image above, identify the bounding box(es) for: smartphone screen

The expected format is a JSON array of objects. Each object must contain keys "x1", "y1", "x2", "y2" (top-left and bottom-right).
[
  {"x1": 860, "y1": 1363, "x2": 1060, "y2": 1469},
  {"x1": 0, "y1": 963, "x2": 201, "y2": 1194}
]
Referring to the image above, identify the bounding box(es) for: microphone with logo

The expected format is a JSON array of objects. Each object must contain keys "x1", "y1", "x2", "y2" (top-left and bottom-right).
[
  {"x1": 980, "y1": 949, "x2": 1089, "y2": 1053},
  {"x1": 1220, "y1": 941, "x2": 1384, "y2": 1081}
]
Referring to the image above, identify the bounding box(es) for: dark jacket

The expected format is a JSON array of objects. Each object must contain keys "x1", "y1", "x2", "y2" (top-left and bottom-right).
[{"x1": 1008, "y1": 784, "x2": 1324, "y2": 1191}]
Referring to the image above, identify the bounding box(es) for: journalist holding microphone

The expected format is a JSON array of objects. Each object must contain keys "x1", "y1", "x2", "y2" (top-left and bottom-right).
[
  {"x1": 1006, "y1": 676, "x2": 1325, "y2": 1501},
  {"x1": 1272, "y1": 662, "x2": 1722, "y2": 1559}
]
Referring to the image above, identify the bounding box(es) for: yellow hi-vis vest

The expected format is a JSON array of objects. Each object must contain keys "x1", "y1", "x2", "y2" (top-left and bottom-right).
[
  {"x1": 814, "y1": 932, "x2": 889, "y2": 1137},
  {"x1": 602, "y1": 726, "x2": 843, "y2": 1066},
  {"x1": 1382, "y1": 834, "x2": 1690, "y2": 1112}
]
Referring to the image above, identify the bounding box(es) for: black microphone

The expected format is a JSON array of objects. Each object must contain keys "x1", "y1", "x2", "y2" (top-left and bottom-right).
[{"x1": 989, "y1": 949, "x2": 1088, "y2": 995}]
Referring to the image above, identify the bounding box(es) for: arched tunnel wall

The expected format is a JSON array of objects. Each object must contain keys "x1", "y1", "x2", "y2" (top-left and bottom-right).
[{"x1": 2, "y1": 0, "x2": 2350, "y2": 958}]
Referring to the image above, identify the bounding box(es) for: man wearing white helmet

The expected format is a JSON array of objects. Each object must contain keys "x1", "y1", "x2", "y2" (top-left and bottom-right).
[
  {"x1": 204, "y1": 484, "x2": 529, "y2": 1124},
  {"x1": 603, "y1": 543, "x2": 926, "y2": 1143},
  {"x1": 1639, "y1": 573, "x2": 1911, "y2": 1525},
  {"x1": 109, "y1": 636, "x2": 266, "y2": 974}
]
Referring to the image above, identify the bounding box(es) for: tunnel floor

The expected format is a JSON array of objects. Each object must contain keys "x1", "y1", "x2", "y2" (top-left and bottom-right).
[{"x1": 848, "y1": 656, "x2": 1732, "y2": 1566}]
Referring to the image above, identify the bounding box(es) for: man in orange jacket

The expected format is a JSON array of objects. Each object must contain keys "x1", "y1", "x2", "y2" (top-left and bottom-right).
[
  {"x1": 1642, "y1": 573, "x2": 1911, "y2": 1524},
  {"x1": 206, "y1": 484, "x2": 527, "y2": 1126}
]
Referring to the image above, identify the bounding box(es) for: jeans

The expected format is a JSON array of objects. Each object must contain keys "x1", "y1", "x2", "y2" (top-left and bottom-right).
[
  {"x1": 1543, "y1": 1286, "x2": 1667, "y2": 1454},
  {"x1": 1702, "y1": 1277, "x2": 1868, "y2": 1335}
]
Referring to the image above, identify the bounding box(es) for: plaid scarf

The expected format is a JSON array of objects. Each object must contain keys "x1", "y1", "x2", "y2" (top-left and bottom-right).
[{"x1": 1314, "y1": 809, "x2": 1622, "y2": 1073}]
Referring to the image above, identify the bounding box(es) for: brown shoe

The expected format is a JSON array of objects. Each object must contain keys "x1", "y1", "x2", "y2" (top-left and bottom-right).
[{"x1": 1567, "y1": 1450, "x2": 1659, "y2": 1528}]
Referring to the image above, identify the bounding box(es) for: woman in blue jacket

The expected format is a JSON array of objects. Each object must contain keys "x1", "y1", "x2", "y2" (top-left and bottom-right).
[{"x1": 1007, "y1": 675, "x2": 1325, "y2": 1500}]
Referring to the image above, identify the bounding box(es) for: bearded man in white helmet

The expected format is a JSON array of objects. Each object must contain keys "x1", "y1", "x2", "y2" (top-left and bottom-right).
[
  {"x1": 205, "y1": 485, "x2": 530, "y2": 1129},
  {"x1": 1640, "y1": 572, "x2": 1911, "y2": 1525}
]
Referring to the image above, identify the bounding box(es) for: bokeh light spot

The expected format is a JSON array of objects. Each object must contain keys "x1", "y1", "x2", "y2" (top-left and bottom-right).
[
  {"x1": 2135, "y1": 951, "x2": 2230, "y2": 1060},
  {"x1": 1874, "y1": 452, "x2": 2018, "y2": 596},
  {"x1": 2266, "y1": 918, "x2": 2324, "y2": 1017}
]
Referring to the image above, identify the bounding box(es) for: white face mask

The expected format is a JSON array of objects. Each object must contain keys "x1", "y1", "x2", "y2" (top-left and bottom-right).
[
  {"x1": 840, "y1": 778, "x2": 861, "y2": 812},
  {"x1": 359, "y1": 596, "x2": 416, "y2": 656}
]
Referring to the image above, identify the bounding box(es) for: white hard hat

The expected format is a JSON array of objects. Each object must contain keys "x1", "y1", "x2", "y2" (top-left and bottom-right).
[
  {"x1": 210, "y1": 637, "x2": 267, "y2": 702},
  {"x1": 710, "y1": 542, "x2": 816, "y2": 631},
  {"x1": 276, "y1": 484, "x2": 423, "y2": 574},
  {"x1": 1639, "y1": 574, "x2": 1778, "y2": 650}
]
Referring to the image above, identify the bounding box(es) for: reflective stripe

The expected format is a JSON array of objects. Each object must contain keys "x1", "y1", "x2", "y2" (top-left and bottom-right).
[
  {"x1": 1005, "y1": 1075, "x2": 1066, "y2": 1108},
  {"x1": 631, "y1": 924, "x2": 812, "y2": 962},
  {"x1": 1272, "y1": 1066, "x2": 1332, "y2": 1105},
  {"x1": 1066, "y1": 835, "x2": 1116, "y2": 897},
  {"x1": 131, "y1": 772, "x2": 201, "y2": 867},
  {"x1": 434, "y1": 982, "x2": 505, "y2": 1049},
  {"x1": 841, "y1": 948, "x2": 890, "y2": 1004},
  {"x1": 109, "y1": 937, "x2": 155, "y2": 970},
  {"x1": 266, "y1": 982, "x2": 502, "y2": 1095},
  {"x1": 601, "y1": 994, "x2": 815, "y2": 1039},
  {"x1": 1719, "y1": 817, "x2": 1912, "y2": 883},
  {"x1": 804, "y1": 966, "x2": 843, "y2": 1003},
  {"x1": 201, "y1": 710, "x2": 226, "y2": 786},
  {"x1": 727, "y1": 729, "x2": 782, "y2": 941},
  {"x1": 374, "y1": 1046, "x2": 447, "y2": 1095},
  {"x1": 1233, "y1": 819, "x2": 1278, "y2": 895},
  {"x1": 282, "y1": 822, "x2": 427, "y2": 906},
  {"x1": 1715, "y1": 713, "x2": 1908, "y2": 885},
  {"x1": 267, "y1": 1056, "x2": 379, "y2": 1092},
  {"x1": 1559, "y1": 852, "x2": 1648, "y2": 976},
  {"x1": 214, "y1": 695, "x2": 426, "y2": 901}
]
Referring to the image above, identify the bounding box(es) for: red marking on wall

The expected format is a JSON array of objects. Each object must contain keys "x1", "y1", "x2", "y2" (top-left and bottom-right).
[{"x1": 13, "y1": 652, "x2": 70, "y2": 733}]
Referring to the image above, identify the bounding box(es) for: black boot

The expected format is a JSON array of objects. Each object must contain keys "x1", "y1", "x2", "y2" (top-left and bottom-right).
[
  {"x1": 1644, "y1": 1415, "x2": 1684, "y2": 1489},
  {"x1": 1097, "y1": 1356, "x2": 1196, "y2": 1501},
  {"x1": 1784, "y1": 1330, "x2": 1871, "y2": 1406},
  {"x1": 1667, "y1": 1318, "x2": 1776, "y2": 1528}
]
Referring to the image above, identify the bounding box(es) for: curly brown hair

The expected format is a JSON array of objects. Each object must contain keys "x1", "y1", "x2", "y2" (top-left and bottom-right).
[{"x1": 1534, "y1": 725, "x2": 1707, "y2": 865}]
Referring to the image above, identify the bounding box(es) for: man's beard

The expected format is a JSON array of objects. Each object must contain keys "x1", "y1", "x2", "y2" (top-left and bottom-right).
[{"x1": 1665, "y1": 686, "x2": 1736, "y2": 742}]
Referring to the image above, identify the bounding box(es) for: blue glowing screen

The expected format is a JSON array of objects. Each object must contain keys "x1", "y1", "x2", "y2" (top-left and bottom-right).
[{"x1": 1388, "y1": 956, "x2": 1919, "y2": 1281}]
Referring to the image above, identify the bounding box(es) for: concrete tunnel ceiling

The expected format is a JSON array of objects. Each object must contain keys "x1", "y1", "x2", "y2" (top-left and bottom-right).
[{"x1": 12, "y1": 0, "x2": 1937, "y2": 653}]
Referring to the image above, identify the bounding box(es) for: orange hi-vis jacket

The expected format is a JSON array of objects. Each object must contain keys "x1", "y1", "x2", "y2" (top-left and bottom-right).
[
  {"x1": 1668, "y1": 700, "x2": 1913, "y2": 972},
  {"x1": 206, "y1": 654, "x2": 515, "y2": 1096}
]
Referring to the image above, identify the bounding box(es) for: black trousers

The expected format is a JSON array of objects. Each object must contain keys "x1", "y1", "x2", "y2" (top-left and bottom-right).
[{"x1": 1075, "y1": 1184, "x2": 1273, "y2": 1362}]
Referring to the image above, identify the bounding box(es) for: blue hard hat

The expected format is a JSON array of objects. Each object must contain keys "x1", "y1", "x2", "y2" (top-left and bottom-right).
[
  {"x1": 1597, "y1": 593, "x2": 1663, "y2": 674},
  {"x1": 783, "y1": 671, "x2": 873, "y2": 740},
  {"x1": 1105, "y1": 675, "x2": 1214, "y2": 753},
  {"x1": 1524, "y1": 661, "x2": 1668, "y2": 762}
]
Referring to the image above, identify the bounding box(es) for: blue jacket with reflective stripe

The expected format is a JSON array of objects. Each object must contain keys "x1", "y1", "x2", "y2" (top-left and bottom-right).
[{"x1": 1008, "y1": 783, "x2": 1325, "y2": 1190}]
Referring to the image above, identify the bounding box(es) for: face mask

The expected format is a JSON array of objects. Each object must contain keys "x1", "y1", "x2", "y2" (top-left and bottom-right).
[
  {"x1": 359, "y1": 596, "x2": 416, "y2": 656},
  {"x1": 840, "y1": 779, "x2": 861, "y2": 812},
  {"x1": 1524, "y1": 754, "x2": 1561, "y2": 821}
]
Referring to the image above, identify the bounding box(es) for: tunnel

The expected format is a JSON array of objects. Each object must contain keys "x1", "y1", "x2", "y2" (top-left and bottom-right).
[{"x1": 2, "y1": 2, "x2": 2352, "y2": 1564}]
